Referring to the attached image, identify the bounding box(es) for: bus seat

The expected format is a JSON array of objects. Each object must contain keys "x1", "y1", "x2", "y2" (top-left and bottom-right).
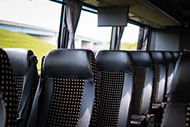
[
  {"x1": 130, "y1": 51, "x2": 154, "y2": 127},
  {"x1": 0, "y1": 48, "x2": 18, "y2": 126},
  {"x1": 90, "y1": 50, "x2": 133, "y2": 127},
  {"x1": 150, "y1": 51, "x2": 167, "y2": 124},
  {"x1": 27, "y1": 49, "x2": 98, "y2": 127},
  {"x1": 150, "y1": 51, "x2": 166, "y2": 105},
  {"x1": 4, "y1": 48, "x2": 38, "y2": 127},
  {"x1": 161, "y1": 53, "x2": 190, "y2": 127},
  {"x1": 163, "y1": 52, "x2": 175, "y2": 99}
]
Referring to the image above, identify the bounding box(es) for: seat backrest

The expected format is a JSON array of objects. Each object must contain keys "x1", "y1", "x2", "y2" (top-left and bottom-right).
[
  {"x1": 0, "y1": 48, "x2": 18, "y2": 126},
  {"x1": 150, "y1": 51, "x2": 166, "y2": 104},
  {"x1": 27, "y1": 49, "x2": 98, "y2": 127},
  {"x1": 162, "y1": 53, "x2": 190, "y2": 127},
  {"x1": 4, "y1": 48, "x2": 38, "y2": 126},
  {"x1": 130, "y1": 51, "x2": 153, "y2": 116},
  {"x1": 163, "y1": 51, "x2": 175, "y2": 97},
  {"x1": 90, "y1": 50, "x2": 133, "y2": 127}
]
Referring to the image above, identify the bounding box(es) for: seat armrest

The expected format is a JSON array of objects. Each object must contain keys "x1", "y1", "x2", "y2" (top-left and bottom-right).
[
  {"x1": 151, "y1": 104, "x2": 164, "y2": 126},
  {"x1": 146, "y1": 114, "x2": 155, "y2": 127}
]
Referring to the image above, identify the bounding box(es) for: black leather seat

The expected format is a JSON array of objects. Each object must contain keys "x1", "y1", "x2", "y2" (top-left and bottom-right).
[
  {"x1": 130, "y1": 51, "x2": 154, "y2": 127},
  {"x1": 27, "y1": 49, "x2": 98, "y2": 127},
  {"x1": 150, "y1": 51, "x2": 166, "y2": 106},
  {"x1": 161, "y1": 53, "x2": 190, "y2": 127},
  {"x1": 90, "y1": 50, "x2": 133, "y2": 127},
  {"x1": 0, "y1": 48, "x2": 18, "y2": 126},
  {"x1": 0, "y1": 92, "x2": 6, "y2": 127},
  {"x1": 0, "y1": 49, "x2": 7, "y2": 127},
  {"x1": 4, "y1": 48, "x2": 38, "y2": 127},
  {"x1": 163, "y1": 52, "x2": 175, "y2": 99},
  {"x1": 150, "y1": 51, "x2": 167, "y2": 125}
]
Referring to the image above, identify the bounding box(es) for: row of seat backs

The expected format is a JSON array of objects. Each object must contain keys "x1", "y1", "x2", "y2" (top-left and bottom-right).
[
  {"x1": 91, "y1": 50, "x2": 180, "y2": 126},
  {"x1": 27, "y1": 49, "x2": 181, "y2": 127},
  {"x1": 0, "y1": 48, "x2": 180, "y2": 127},
  {"x1": 131, "y1": 51, "x2": 180, "y2": 114},
  {"x1": 162, "y1": 52, "x2": 190, "y2": 127},
  {"x1": 163, "y1": 51, "x2": 180, "y2": 99},
  {"x1": 27, "y1": 49, "x2": 136, "y2": 127},
  {"x1": 27, "y1": 49, "x2": 160, "y2": 127},
  {"x1": 151, "y1": 51, "x2": 179, "y2": 104},
  {"x1": 0, "y1": 48, "x2": 38, "y2": 127}
]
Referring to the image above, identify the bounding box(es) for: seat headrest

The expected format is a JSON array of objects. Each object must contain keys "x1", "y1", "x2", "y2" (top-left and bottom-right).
[
  {"x1": 43, "y1": 49, "x2": 94, "y2": 80},
  {"x1": 169, "y1": 53, "x2": 190, "y2": 103},
  {"x1": 172, "y1": 52, "x2": 180, "y2": 61},
  {"x1": 130, "y1": 51, "x2": 152, "y2": 67},
  {"x1": 163, "y1": 51, "x2": 174, "y2": 63},
  {"x1": 150, "y1": 51, "x2": 165, "y2": 65},
  {"x1": 4, "y1": 48, "x2": 34, "y2": 75},
  {"x1": 96, "y1": 50, "x2": 132, "y2": 72}
]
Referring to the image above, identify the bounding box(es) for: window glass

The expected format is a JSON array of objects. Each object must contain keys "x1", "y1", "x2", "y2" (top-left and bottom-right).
[
  {"x1": 0, "y1": 0, "x2": 61, "y2": 70},
  {"x1": 75, "y1": 10, "x2": 112, "y2": 52},
  {"x1": 120, "y1": 23, "x2": 140, "y2": 50}
]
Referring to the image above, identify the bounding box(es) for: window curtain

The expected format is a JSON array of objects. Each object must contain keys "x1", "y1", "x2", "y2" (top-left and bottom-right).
[
  {"x1": 137, "y1": 27, "x2": 151, "y2": 50},
  {"x1": 110, "y1": 26, "x2": 125, "y2": 50},
  {"x1": 58, "y1": 0, "x2": 82, "y2": 49}
]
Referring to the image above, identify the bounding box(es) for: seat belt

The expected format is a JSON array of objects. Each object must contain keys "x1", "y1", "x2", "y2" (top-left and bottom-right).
[
  {"x1": 17, "y1": 55, "x2": 37, "y2": 125},
  {"x1": 27, "y1": 56, "x2": 45, "y2": 127},
  {"x1": 26, "y1": 72, "x2": 43, "y2": 127}
]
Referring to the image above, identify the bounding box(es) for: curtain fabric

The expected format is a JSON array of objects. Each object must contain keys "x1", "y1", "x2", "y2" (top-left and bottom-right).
[
  {"x1": 58, "y1": 4, "x2": 66, "y2": 48},
  {"x1": 58, "y1": 0, "x2": 82, "y2": 49},
  {"x1": 137, "y1": 27, "x2": 151, "y2": 50},
  {"x1": 110, "y1": 26, "x2": 125, "y2": 50}
]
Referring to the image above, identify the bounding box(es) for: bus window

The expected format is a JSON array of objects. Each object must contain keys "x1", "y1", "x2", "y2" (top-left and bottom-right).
[
  {"x1": 0, "y1": 0, "x2": 61, "y2": 70},
  {"x1": 75, "y1": 10, "x2": 112, "y2": 52},
  {"x1": 120, "y1": 23, "x2": 140, "y2": 50}
]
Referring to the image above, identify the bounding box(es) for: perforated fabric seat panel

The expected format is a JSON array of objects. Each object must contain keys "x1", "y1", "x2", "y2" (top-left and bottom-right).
[
  {"x1": 91, "y1": 71, "x2": 124, "y2": 127},
  {"x1": 0, "y1": 49, "x2": 18, "y2": 126},
  {"x1": 47, "y1": 78, "x2": 84, "y2": 127},
  {"x1": 152, "y1": 65, "x2": 160, "y2": 104},
  {"x1": 132, "y1": 68, "x2": 146, "y2": 115}
]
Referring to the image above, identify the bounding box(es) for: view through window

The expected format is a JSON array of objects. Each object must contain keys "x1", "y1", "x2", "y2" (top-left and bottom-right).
[
  {"x1": 0, "y1": 0, "x2": 140, "y2": 70},
  {"x1": 120, "y1": 23, "x2": 140, "y2": 50},
  {"x1": 75, "y1": 10, "x2": 112, "y2": 52},
  {"x1": 75, "y1": 10, "x2": 140, "y2": 51},
  {"x1": 0, "y1": 0, "x2": 61, "y2": 70}
]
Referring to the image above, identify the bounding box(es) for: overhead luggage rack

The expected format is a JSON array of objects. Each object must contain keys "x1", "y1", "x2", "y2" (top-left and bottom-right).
[{"x1": 80, "y1": 0, "x2": 181, "y2": 28}]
